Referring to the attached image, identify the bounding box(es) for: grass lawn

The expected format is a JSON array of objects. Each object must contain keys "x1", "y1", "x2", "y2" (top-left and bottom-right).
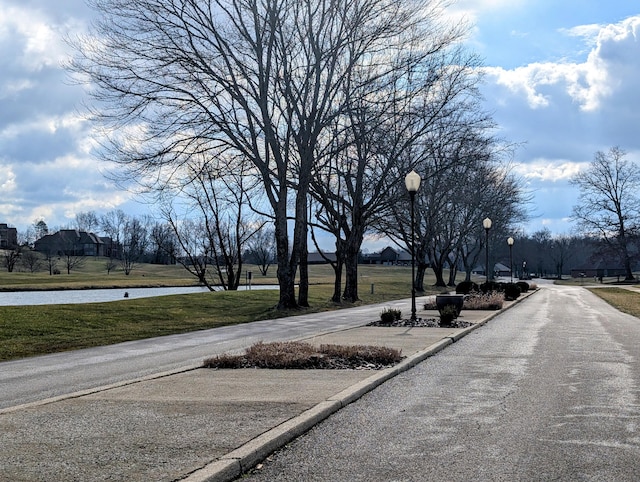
[
  {"x1": 587, "y1": 288, "x2": 640, "y2": 319},
  {"x1": 0, "y1": 260, "x2": 463, "y2": 361}
]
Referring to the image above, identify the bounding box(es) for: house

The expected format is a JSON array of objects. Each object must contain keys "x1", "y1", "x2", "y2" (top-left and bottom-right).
[
  {"x1": 0, "y1": 223, "x2": 18, "y2": 249},
  {"x1": 307, "y1": 251, "x2": 337, "y2": 264},
  {"x1": 473, "y1": 262, "x2": 512, "y2": 278},
  {"x1": 361, "y1": 246, "x2": 412, "y2": 265},
  {"x1": 34, "y1": 230, "x2": 107, "y2": 257},
  {"x1": 570, "y1": 267, "x2": 628, "y2": 279}
]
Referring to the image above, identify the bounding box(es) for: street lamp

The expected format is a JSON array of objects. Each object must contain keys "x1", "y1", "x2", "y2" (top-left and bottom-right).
[
  {"x1": 483, "y1": 217, "x2": 492, "y2": 283},
  {"x1": 507, "y1": 236, "x2": 514, "y2": 283},
  {"x1": 405, "y1": 170, "x2": 421, "y2": 322}
]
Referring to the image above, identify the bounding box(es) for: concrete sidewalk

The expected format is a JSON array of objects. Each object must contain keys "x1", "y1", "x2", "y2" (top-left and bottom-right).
[{"x1": 0, "y1": 293, "x2": 534, "y2": 482}]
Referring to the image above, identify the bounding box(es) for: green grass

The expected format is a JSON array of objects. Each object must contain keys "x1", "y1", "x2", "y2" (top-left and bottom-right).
[
  {"x1": 587, "y1": 288, "x2": 640, "y2": 319},
  {"x1": 0, "y1": 257, "x2": 198, "y2": 290},
  {"x1": 0, "y1": 262, "x2": 466, "y2": 361}
]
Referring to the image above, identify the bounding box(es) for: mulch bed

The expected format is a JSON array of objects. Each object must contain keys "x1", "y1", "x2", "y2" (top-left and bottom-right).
[{"x1": 367, "y1": 318, "x2": 474, "y2": 328}]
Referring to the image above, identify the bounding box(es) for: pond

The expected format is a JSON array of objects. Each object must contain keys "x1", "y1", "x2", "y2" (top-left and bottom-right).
[{"x1": 0, "y1": 285, "x2": 278, "y2": 306}]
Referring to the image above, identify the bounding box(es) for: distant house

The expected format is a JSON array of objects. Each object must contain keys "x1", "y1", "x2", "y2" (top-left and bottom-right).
[
  {"x1": 570, "y1": 267, "x2": 628, "y2": 278},
  {"x1": 361, "y1": 246, "x2": 412, "y2": 265},
  {"x1": 307, "y1": 251, "x2": 337, "y2": 264},
  {"x1": 473, "y1": 262, "x2": 511, "y2": 278},
  {"x1": 0, "y1": 223, "x2": 18, "y2": 249},
  {"x1": 34, "y1": 230, "x2": 108, "y2": 257},
  {"x1": 570, "y1": 258, "x2": 636, "y2": 279}
]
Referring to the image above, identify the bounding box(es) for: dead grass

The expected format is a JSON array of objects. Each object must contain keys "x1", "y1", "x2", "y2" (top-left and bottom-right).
[
  {"x1": 423, "y1": 291, "x2": 504, "y2": 311},
  {"x1": 463, "y1": 292, "x2": 504, "y2": 310},
  {"x1": 203, "y1": 341, "x2": 403, "y2": 369},
  {"x1": 587, "y1": 288, "x2": 640, "y2": 318}
]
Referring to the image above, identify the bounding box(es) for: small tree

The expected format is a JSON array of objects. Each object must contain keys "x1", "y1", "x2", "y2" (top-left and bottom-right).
[
  {"x1": 245, "y1": 228, "x2": 276, "y2": 276},
  {"x1": 120, "y1": 217, "x2": 149, "y2": 275},
  {"x1": 20, "y1": 249, "x2": 42, "y2": 273},
  {"x1": 2, "y1": 248, "x2": 20, "y2": 272}
]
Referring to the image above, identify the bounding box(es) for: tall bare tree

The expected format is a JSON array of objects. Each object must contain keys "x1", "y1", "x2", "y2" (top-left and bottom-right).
[
  {"x1": 71, "y1": 0, "x2": 463, "y2": 309},
  {"x1": 310, "y1": 28, "x2": 482, "y2": 301},
  {"x1": 571, "y1": 147, "x2": 640, "y2": 281}
]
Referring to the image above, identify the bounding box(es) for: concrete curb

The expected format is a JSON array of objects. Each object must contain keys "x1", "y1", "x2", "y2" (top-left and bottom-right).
[{"x1": 182, "y1": 289, "x2": 539, "y2": 481}]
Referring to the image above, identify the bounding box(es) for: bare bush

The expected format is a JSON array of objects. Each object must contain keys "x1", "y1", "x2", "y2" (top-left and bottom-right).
[{"x1": 203, "y1": 341, "x2": 403, "y2": 370}]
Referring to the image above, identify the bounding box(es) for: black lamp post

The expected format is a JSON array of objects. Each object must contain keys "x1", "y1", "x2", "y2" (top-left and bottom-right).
[
  {"x1": 483, "y1": 217, "x2": 492, "y2": 283},
  {"x1": 405, "y1": 170, "x2": 421, "y2": 322},
  {"x1": 507, "y1": 236, "x2": 514, "y2": 282}
]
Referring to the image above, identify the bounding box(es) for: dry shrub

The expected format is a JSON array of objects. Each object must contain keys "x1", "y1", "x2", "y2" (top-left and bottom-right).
[
  {"x1": 463, "y1": 292, "x2": 504, "y2": 310},
  {"x1": 203, "y1": 353, "x2": 246, "y2": 368},
  {"x1": 320, "y1": 344, "x2": 403, "y2": 367},
  {"x1": 203, "y1": 341, "x2": 403, "y2": 369}
]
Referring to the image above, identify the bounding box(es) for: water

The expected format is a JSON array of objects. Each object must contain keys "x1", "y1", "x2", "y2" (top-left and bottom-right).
[{"x1": 0, "y1": 285, "x2": 277, "y2": 306}]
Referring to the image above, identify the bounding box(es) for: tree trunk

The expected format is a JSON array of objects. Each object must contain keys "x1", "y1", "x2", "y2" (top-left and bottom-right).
[
  {"x1": 415, "y1": 263, "x2": 428, "y2": 292},
  {"x1": 342, "y1": 248, "x2": 360, "y2": 302},
  {"x1": 431, "y1": 263, "x2": 447, "y2": 287},
  {"x1": 342, "y1": 227, "x2": 364, "y2": 303},
  {"x1": 331, "y1": 259, "x2": 343, "y2": 303},
  {"x1": 275, "y1": 204, "x2": 297, "y2": 309}
]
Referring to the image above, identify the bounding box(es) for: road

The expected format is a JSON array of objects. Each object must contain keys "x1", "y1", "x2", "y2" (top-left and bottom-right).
[
  {"x1": 244, "y1": 284, "x2": 640, "y2": 481},
  {"x1": 0, "y1": 299, "x2": 407, "y2": 410}
]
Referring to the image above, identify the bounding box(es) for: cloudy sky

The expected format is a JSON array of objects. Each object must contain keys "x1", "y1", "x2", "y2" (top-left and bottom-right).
[{"x1": 1, "y1": 0, "x2": 639, "y2": 239}]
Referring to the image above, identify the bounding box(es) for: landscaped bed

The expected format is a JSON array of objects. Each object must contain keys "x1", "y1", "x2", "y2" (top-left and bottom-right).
[{"x1": 203, "y1": 341, "x2": 404, "y2": 370}]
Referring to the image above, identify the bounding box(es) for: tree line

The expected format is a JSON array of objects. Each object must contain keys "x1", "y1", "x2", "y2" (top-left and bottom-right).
[{"x1": 5, "y1": 211, "x2": 276, "y2": 289}]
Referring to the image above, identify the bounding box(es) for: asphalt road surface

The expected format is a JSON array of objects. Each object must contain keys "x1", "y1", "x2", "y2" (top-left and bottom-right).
[
  {"x1": 244, "y1": 284, "x2": 640, "y2": 481},
  {"x1": 0, "y1": 300, "x2": 405, "y2": 410}
]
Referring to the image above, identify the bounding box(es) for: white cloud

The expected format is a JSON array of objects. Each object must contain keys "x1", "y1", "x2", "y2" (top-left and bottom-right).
[
  {"x1": 0, "y1": 166, "x2": 17, "y2": 192},
  {"x1": 483, "y1": 15, "x2": 640, "y2": 112},
  {"x1": 0, "y1": 4, "x2": 72, "y2": 71},
  {"x1": 513, "y1": 160, "x2": 589, "y2": 182}
]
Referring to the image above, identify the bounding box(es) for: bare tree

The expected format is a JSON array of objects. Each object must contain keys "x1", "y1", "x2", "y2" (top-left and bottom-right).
[
  {"x1": 571, "y1": 147, "x2": 640, "y2": 281},
  {"x1": 42, "y1": 248, "x2": 59, "y2": 275},
  {"x1": 100, "y1": 209, "x2": 127, "y2": 263},
  {"x1": 120, "y1": 217, "x2": 149, "y2": 275},
  {"x1": 310, "y1": 27, "x2": 482, "y2": 301},
  {"x1": 71, "y1": 0, "x2": 462, "y2": 309},
  {"x1": 149, "y1": 222, "x2": 177, "y2": 265},
  {"x1": 245, "y1": 228, "x2": 276, "y2": 276},
  {"x1": 549, "y1": 235, "x2": 575, "y2": 280},
  {"x1": 100, "y1": 210, "x2": 149, "y2": 275},
  {"x1": 20, "y1": 249, "x2": 42, "y2": 273},
  {"x1": 160, "y1": 155, "x2": 262, "y2": 290},
  {"x1": 76, "y1": 211, "x2": 100, "y2": 233},
  {"x1": 57, "y1": 231, "x2": 87, "y2": 274},
  {"x1": 2, "y1": 248, "x2": 20, "y2": 273}
]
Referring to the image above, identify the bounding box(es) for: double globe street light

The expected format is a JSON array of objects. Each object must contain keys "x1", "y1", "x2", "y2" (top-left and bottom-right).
[{"x1": 405, "y1": 170, "x2": 421, "y2": 322}]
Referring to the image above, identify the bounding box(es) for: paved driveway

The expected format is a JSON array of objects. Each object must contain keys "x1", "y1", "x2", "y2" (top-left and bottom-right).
[{"x1": 244, "y1": 283, "x2": 640, "y2": 481}]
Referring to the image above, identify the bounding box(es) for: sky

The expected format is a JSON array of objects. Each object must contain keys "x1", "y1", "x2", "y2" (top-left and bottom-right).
[{"x1": 1, "y1": 0, "x2": 639, "y2": 243}]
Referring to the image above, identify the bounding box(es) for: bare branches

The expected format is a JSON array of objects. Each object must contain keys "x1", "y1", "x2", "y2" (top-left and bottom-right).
[{"x1": 571, "y1": 146, "x2": 640, "y2": 280}]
